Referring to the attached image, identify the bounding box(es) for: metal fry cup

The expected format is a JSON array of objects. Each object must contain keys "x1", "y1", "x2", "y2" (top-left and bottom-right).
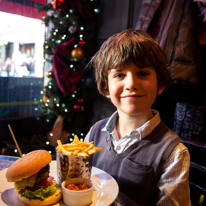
[{"x1": 56, "y1": 150, "x2": 92, "y2": 185}]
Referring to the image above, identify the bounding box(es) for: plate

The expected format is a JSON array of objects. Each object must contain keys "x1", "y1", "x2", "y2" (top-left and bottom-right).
[{"x1": 0, "y1": 161, "x2": 119, "y2": 206}]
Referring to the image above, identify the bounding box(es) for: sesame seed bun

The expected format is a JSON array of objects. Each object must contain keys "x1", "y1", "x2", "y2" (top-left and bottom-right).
[{"x1": 6, "y1": 150, "x2": 52, "y2": 182}]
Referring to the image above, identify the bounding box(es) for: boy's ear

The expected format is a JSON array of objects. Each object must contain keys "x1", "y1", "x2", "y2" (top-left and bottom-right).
[
  {"x1": 105, "y1": 90, "x2": 110, "y2": 98},
  {"x1": 157, "y1": 86, "x2": 165, "y2": 95}
]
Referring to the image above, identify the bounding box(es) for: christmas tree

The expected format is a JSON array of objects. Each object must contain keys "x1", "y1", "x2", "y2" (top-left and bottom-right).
[{"x1": 38, "y1": 0, "x2": 99, "y2": 147}]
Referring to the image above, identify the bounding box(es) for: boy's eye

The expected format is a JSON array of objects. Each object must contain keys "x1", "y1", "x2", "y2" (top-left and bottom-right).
[
  {"x1": 114, "y1": 73, "x2": 125, "y2": 78},
  {"x1": 138, "y1": 71, "x2": 149, "y2": 77}
]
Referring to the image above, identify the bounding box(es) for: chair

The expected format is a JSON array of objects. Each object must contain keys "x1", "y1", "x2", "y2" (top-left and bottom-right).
[{"x1": 181, "y1": 137, "x2": 206, "y2": 206}]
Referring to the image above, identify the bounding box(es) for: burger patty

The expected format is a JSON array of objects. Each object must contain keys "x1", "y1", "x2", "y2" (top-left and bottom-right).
[{"x1": 35, "y1": 164, "x2": 50, "y2": 184}]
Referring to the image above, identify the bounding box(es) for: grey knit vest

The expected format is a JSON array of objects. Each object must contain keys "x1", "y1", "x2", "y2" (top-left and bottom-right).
[{"x1": 89, "y1": 118, "x2": 181, "y2": 206}]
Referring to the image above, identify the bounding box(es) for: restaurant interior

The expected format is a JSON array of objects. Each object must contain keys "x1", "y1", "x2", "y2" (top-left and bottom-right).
[{"x1": 1, "y1": 0, "x2": 206, "y2": 205}]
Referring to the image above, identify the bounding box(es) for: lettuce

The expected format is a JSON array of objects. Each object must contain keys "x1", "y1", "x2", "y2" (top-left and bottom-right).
[{"x1": 21, "y1": 182, "x2": 57, "y2": 200}]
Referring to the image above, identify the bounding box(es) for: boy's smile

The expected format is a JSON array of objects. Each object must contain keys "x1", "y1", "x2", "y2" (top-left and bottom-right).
[{"x1": 106, "y1": 61, "x2": 164, "y2": 120}]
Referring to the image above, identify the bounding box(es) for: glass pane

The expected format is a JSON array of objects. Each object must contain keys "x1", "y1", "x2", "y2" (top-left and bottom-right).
[
  {"x1": 0, "y1": 103, "x2": 42, "y2": 118},
  {"x1": 0, "y1": 10, "x2": 45, "y2": 119}
]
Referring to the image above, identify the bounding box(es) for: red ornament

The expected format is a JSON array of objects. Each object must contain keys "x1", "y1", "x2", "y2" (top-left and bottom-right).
[
  {"x1": 77, "y1": 98, "x2": 84, "y2": 105},
  {"x1": 51, "y1": 0, "x2": 68, "y2": 11},
  {"x1": 73, "y1": 104, "x2": 81, "y2": 111},
  {"x1": 79, "y1": 40, "x2": 85, "y2": 47}
]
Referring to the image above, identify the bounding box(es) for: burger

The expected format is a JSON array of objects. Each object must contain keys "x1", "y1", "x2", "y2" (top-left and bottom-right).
[{"x1": 6, "y1": 150, "x2": 62, "y2": 206}]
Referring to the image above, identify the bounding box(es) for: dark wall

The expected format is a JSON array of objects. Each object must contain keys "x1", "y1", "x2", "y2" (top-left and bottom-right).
[{"x1": 86, "y1": 0, "x2": 143, "y2": 129}]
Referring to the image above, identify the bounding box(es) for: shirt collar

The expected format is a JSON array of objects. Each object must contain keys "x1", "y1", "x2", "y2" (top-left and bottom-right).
[{"x1": 102, "y1": 110, "x2": 161, "y2": 139}]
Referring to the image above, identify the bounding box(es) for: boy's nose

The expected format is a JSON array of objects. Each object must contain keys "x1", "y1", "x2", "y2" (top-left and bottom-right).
[{"x1": 125, "y1": 75, "x2": 139, "y2": 90}]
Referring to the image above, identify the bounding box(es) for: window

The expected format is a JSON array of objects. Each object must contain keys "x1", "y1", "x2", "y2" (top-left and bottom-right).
[{"x1": 0, "y1": 1, "x2": 46, "y2": 118}]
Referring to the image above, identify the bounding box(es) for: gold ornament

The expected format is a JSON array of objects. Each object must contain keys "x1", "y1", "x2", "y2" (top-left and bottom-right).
[
  {"x1": 46, "y1": 71, "x2": 53, "y2": 78},
  {"x1": 71, "y1": 47, "x2": 85, "y2": 62}
]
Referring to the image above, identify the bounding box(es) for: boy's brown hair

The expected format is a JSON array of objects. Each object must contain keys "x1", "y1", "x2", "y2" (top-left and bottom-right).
[{"x1": 89, "y1": 29, "x2": 171, "y2": 96}]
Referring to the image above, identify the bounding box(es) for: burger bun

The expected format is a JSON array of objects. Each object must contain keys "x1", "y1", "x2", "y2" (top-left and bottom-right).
[
  {"x1": 16, "y1": 184, "x2": 62, "y2": 206},
  {"x1": 6, "y1": 150, "x2": 52, "y2": 182}
]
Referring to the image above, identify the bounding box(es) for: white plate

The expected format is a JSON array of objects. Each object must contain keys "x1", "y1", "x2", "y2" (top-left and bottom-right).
[{"x1": 0, "y1": 161, "x2": 119, "y2": 206}]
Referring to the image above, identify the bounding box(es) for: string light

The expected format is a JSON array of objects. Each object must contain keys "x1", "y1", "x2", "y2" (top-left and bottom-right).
[
  {"x1": 46, "y1": 141, "x2": 50, "y2": 145},
  {"x1": 94, "y1": 9, "x2": 99, "y2": 13},
  {"x1": 72, "y1": 94, "x2": 75, "y2": 97},
  {"x1": 56, "y1": 103, "x2": 59, "y2": 107}
]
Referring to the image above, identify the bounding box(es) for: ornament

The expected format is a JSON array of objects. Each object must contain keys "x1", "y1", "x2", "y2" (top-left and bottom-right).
[
  {"x1": 79, "y1": 40, "x2": 85, "y2": 47},
  {"x1": 51, "y1": 0, "x2": 68, "y2": 11},
  {"x1": 71, "y1": 47, "x2": 85, "y2": 62},
  {"x1": 68, "y1": 25, "x2": 77, "y2": 34},
  {"x1": 77, "y1": 98, "x2": 84, "y2": 105},
  {"x1": 46, "y1": 71, "x2": 54, "y2": 78},
  {"x1": 73, "y1": 104, "x2": 81, "y2": 111}
]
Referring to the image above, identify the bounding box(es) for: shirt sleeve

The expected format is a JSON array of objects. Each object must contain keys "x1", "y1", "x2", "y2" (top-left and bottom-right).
[{"x1": 156, "y1": 142, "x2": 191, "y2": 206}]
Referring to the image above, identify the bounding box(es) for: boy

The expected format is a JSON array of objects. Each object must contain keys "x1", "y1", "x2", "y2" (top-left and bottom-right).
[{"x1": 85, "y1": 29, "x2": 190, "y2": 206}]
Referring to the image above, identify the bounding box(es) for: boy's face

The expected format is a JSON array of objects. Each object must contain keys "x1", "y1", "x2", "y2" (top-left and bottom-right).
[{"x1": 105, "y1": 61, "x2": 164, "y2": 118}]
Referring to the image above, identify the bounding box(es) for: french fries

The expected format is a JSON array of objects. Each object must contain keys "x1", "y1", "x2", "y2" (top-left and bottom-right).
[{"x1": 56, "y1": 135, "x2": 102, "y2": 157}]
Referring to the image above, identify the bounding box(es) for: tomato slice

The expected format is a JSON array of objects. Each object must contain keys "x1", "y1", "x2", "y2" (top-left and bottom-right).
[{"x1": 25, "y1": 176, "x2": 54, "y2": 191}]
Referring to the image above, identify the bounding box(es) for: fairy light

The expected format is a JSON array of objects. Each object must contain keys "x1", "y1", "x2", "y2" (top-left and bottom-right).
[
  {"x1": 72, "y1": 133, "x2": 75, "y2": 136},
  {"x1": 40, "y1": 91, "x2": 43, "y2": 94},
  {"x1": 72, "y1": 94, "x2": 75, "y2": 97},
  {"x1": 70, "y1": 138, "x2": 73, "y2": 141},
  {"x1": 53, "y1": 32, "x2": 56, "y2": 35},
  {"x1": 66, "y1": 14, "x2": 69, "y2": 18},
  {"x1": 64, "y1": 109, "x2": 68, "y2": 112},
  {"x1": 50, "y1": 133, "x2": 53, "y2": 136},
  {"x1": 46, "y1": 141, "x2": 50, "y2": 145},
  {"x1": 45, "y1": 103, "x2": 48, "y2": 106},
  {"x1": 48, "y1": 85, "x2": 52, "y2": 89},
  {"x1": 80, "y1": 27, "x2": 84, "y2": 30},
  {"x1": 94, "y1": 9, "x2": 99, "y2": 13},
  {"x1": 70, "y1": 64, "x2": 73, "y2": 68},
  {"x1": 56, "y1": 103, "x2": 59, "y2": 107}
]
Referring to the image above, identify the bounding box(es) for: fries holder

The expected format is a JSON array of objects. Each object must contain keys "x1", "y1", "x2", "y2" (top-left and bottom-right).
[{"x1": 56, "y1": 151, "x2": 92, "y2": 184}]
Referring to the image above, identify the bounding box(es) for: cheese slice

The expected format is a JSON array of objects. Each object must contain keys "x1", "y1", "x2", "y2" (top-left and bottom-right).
[{"x1": 14, "y1": 173, "x2": 38, "y2": 190}]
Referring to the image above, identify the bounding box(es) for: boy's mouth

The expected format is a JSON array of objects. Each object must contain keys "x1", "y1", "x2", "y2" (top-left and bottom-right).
[{"x1": 121, "y1": 94, "x2": 145, "y2": 98}]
